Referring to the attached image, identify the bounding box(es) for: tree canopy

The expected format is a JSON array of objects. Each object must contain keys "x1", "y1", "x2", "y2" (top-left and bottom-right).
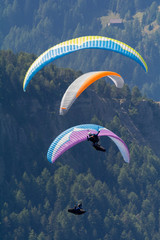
[{"x1": 1, "y1": 50, "x2": 160, "y2": 239}]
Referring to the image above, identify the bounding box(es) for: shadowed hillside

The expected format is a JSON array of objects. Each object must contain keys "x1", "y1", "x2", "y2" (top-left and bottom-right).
[{"x1": 1, "y1": 50, "x2": 160, "y2": 239}]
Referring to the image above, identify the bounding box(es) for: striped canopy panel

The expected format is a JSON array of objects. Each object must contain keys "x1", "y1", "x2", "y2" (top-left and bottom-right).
[
  {"x1": 59, "y1": 71, "x2": 124, "y2": 115},
  {"x1": 23, "y1": 36, "x2": 148, "y2": 91},
  {"x1": 47, "y1": 124, "x2": 130, "y2": 164}
]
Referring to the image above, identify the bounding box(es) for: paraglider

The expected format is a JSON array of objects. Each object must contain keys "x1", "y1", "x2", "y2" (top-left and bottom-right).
[
  {"x1": 47, "y1": 124, "x2": 130, "y2": 164},
  {"x1": 23, "y1": 36, "x2": 148, "y2": 91},
  {"x1": 87, "y1": 130, "x2": 106, "y2": 152},
  {"x1": 59, "y1": 71, "x2": 124, "y2": 115},
  {"x1": 68, "y1": 203, "x2": 86, "y2": 215}
]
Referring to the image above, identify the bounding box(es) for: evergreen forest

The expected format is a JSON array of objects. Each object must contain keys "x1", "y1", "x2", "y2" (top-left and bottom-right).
[
  {"x1": 1, "y1": 0, "x2": 160, "y2": 99},
  {"x1": 1, "y1": 1, "x2": 160, "y2": 240}
]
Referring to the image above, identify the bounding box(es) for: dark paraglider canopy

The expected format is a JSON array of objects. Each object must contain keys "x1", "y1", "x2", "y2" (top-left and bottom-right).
[{"x1": 68, "y1": 203, "x2": 86, "y2": 215}]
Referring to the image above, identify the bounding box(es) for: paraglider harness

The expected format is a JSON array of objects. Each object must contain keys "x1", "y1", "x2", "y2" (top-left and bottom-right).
[{"x1": 87, "y1": 131, "x2": 106, "y2": 152}]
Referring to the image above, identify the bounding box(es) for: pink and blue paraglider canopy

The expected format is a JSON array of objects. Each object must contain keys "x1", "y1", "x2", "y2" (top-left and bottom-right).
[{"x1": 47, "y1": 124, "x2": 130, "y2": 163}]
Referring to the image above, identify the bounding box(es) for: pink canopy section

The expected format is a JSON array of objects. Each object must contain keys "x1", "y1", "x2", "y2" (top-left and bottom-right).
[{"x1": 47, "y1": 124, "x2": 130, "y2": 164}]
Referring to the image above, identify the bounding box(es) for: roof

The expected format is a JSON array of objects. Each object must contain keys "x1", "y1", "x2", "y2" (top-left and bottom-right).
[{"x1": 109, "y1": 18, "x2": 123, "y2": 24}]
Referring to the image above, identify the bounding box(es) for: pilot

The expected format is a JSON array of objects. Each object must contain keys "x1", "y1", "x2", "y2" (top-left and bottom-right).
[{"x1": 87, "y1": 131, "x2": 106, "y2": 152}]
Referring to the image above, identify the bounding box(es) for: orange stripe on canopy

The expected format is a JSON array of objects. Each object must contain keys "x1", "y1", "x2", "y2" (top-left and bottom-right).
[{"x1": 76, "y1": 71, "x2": 121, "y2": 98}]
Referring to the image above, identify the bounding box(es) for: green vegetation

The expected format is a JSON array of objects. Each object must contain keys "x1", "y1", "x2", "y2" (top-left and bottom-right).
[
  {"x1": 1, "y1": 0, "x2": 160, "y2": 100},
  {"x1": 1, "y1": 50, "x2": 160, "y2": 239}
]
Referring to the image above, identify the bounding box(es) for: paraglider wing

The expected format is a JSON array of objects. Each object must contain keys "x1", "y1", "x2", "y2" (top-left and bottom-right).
[
  {"x1": 47, "y1": 124, "x2": 130, "y2": 163},
  {"x1": 68, "y1": 208, "x2": 86, "y2": 215},
  {"x1": 98, "y1": 128, "x2": 130, "y2": 163},
  {"x1": 23, "y1": 36, "x2": 148, "y2": 91},
  {"x1": 59, "y1": 71, "x2": 124, "y2": 115}
]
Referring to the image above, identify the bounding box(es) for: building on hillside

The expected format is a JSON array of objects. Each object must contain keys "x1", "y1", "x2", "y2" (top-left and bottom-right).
[{"x1": 108, "y1": 18, "x2": 123, "y2": 28}]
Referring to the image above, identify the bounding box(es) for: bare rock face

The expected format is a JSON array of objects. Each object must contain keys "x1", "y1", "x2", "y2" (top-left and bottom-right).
[{"x1": 65, "y1": 89, "x2": 160, "y2": 156}]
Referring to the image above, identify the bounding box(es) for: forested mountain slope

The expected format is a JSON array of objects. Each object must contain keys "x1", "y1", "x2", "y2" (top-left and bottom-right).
[
  {"x1": 1, "y1": 0, "x2": 160, "y2": 99},
  {"x1": 1, "y1": 50, "x2": 160, "y2": 239}
]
